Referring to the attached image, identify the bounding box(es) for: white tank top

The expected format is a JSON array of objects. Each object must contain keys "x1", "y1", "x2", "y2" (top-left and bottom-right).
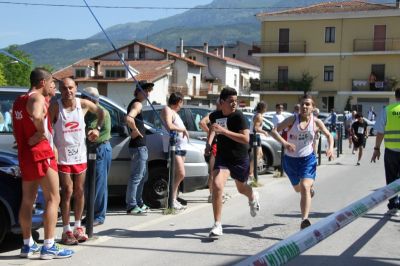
[
  {"x1": 285, "y1": 114, "x2": 315, "y2": 158},
  {"x1": 172, "y1": 112, "x2": 188, "y2": 151},
  {"x1": 53, "y1": 98, "x2": 87, "y2": 165}
]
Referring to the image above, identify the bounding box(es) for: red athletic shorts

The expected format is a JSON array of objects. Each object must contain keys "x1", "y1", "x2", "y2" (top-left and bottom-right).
[
  {"x1": 58, "y1": 163, "x2": 87, "y2": 174},
  {"x1": 20, "y1": 157, "x2": 58, "y2": 182},
  {"x1": 211, "y1": 143, "x2": 217, "y2": 157}
]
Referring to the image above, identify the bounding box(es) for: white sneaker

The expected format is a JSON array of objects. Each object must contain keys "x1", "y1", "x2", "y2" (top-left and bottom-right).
[
  {"x1": 173, "y1": 200, "x2": 186, "y2": 210},
  {"x1": 249, "y1": 191, "x2": 260, "y2": 217},
  {"x1": 209, "y1": 222, "x2": 223, "y2": 237},
  {"x1": 386, "y1": 208, "x2": 400, "y2": 217}
]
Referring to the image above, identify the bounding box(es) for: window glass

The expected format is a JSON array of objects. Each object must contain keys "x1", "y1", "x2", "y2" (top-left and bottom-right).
[
  {"x1": 324, "y1": 66, "x2": 334, "y2": 81},
  {"x1": 0, "y1": 91, "x2": 25, "y2": 133},
  {"x1": 325, "y1": 27, "x2": 335, "y2": 43},
  {"x1": 190, "y1": 108, "x2": 210, "y2": 132}
]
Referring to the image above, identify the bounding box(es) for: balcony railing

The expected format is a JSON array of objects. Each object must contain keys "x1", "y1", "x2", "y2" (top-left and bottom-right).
[
  {"x1": 353, "y1": 38, "x2": 400, "y2": 52},
  {"x1": 252, "y1": 41, "x2": 307, "y2": 54},
  {"x1": 169, "y1": 84, "x2": 188, "y2": 96},
  {"x1": 352, "y1": 79, "x2": 395, "y2": 91},
  {"x1": 250, "y1": 79, "x2": 308, "y2": 92}
]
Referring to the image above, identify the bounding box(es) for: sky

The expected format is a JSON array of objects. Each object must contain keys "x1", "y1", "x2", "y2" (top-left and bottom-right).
[{"x1": 0, "y1": 0, "x2": 213, "y2": 48}]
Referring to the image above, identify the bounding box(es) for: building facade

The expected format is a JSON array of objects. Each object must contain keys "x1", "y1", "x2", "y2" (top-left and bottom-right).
[{"x1": 253, "y1": 1, "x2": 400, "y2": 117}]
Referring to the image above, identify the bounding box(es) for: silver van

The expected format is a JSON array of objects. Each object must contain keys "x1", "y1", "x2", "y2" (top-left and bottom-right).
[{"x1": 0, "y1": 87, "x2": 208, "y2": 208}]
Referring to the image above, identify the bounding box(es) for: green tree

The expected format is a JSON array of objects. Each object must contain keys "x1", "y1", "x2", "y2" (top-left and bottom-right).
[
  {"x1": 0, "y1": 63, "x2": 7, "y2": 86},
  {"x1": 0, "y1": 45, "x2": 33, "y2": 86}
]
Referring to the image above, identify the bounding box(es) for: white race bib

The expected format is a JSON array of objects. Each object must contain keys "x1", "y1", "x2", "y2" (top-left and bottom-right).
[
  {"x1": 65, "y1": 144, "x2": 82, "y2": 163},
  {"x1": 357, "y1": 127, "x2": 365, "y2": 134},
  {"x1": 216, "y1": 118, "x2": 228, "y2": 129}
]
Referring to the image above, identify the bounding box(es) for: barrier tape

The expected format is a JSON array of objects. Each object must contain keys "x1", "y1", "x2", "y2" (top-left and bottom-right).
[{"x1": 235, "y1": 178, "x2": 400, "y2": 266}]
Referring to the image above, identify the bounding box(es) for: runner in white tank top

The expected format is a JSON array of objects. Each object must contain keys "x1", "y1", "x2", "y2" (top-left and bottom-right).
[
  {"x1": 48, "y1": 78, "x2": 105, "y2": 245},
  {"x1": 161, "y1": 92, "x2": 189, "y2": 210},
  {"x1": 53, "y1": 98, "x2": 87, "y2": 165},
  {"x1": 269, "y1": 96, "x2": 334, "y2": 230},
  {"x1": 285, "y1": 114, "x2": 315, "y2": 158}
]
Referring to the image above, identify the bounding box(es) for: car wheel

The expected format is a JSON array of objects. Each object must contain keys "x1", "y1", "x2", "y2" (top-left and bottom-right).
[
  {"x1": 143, "y1": 165, "x2": 168, "y2": 209},
  {"x1": 257, "y1": 147, "x2": 270, "y2": 175},
  {"x1": 0, "y1": 204, "x2": 10, "y2": 244}
]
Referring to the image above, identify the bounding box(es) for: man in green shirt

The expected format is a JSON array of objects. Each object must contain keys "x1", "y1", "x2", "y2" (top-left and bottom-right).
[{"x1": 82, "y1": 87, "x2": 112, "y2": 225}]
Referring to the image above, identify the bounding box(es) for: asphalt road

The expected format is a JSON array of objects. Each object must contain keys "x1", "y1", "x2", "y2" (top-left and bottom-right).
[{"x1": 1, "y1": 137, "x2": 399, "y2": 266}]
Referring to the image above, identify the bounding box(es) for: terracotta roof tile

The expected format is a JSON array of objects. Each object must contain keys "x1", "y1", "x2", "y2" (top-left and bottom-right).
[
  {"x1": 53, "y1": 59, "x2": 173, "y2": 83},
  {"x1": 257, "y1": 1, "x2": 394, "y2": 17}
]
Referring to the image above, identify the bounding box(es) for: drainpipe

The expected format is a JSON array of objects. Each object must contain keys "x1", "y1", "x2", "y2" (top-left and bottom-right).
[
  {"x1": 221, "y1": 45, "x2": 225, "y2": 58},
  {"x1": 180, "y1": 38, "x2": 184, "y2": 57}
]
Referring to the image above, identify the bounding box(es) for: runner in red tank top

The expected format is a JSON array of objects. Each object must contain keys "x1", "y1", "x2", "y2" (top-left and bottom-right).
[{"x1": 13, "y1": 68, "x2": 73, "y2": 259}]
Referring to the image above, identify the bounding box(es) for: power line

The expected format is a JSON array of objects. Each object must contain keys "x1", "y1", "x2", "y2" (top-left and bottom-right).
[{"x1": 0, "y1": 1, "x2": 396, "y2": 10}]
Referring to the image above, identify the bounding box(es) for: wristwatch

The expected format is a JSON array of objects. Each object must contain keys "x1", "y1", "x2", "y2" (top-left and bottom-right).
[{"x1": 96, "y1": 125, "x2": 101, "y2": 131}]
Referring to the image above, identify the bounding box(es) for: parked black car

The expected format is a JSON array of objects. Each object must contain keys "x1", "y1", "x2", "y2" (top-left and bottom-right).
[{"x1": 0, "y1": 150, "x2": 43, "y2": 244}]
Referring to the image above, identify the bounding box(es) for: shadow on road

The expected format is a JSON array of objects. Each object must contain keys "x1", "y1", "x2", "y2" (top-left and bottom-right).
[{"x1": 95, "y1": 223, "x2": 284, "y2": 242}]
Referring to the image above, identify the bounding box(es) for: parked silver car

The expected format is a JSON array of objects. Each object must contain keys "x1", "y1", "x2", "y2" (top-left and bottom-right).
[
  {"x1": 142, "y1": 106, "x2": 283, "y2": 174},
  {"x1": 0, "y1": 87, "x2": 208, "y2": 208}
]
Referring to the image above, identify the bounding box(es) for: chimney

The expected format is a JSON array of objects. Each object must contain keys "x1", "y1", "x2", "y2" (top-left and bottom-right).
[
  {"x1": 180, "y1": 38, "x2": 184, "y2": 57},
  {"x1": 214, "y1": 48, "x2": 219, "y2": 56},
  {"x1": 203, "y1": 42, "x2": 209, "y2": 53},
  {"x1": 94, "y1": 60, "x2": 100, "y2": 77},
  {"x1": 397, "y1": 0, "x2": 400, "y2": 8},
  {"x1": 164, "y1": 49, "x2": 168, "y2": 60},
  {"x1": 221, "y1": 45, "x2": 225, "y2": 58}
]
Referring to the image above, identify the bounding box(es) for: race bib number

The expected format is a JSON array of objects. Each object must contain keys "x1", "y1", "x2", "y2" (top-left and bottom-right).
[
  {"x1": 357, "y1": 127, "x2": 365, "y2": 134},
  {"x1": 65, "y1": 144, "x2": 81, "y2": 163},
  {"x1": 216, "y1": 118, "x2": 228, "y2": 129}
]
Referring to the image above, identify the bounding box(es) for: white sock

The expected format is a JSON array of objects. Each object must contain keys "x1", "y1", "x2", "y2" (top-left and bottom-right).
[
  {"x1": 74, "y1": 220, "x2": 81, "y2": 228},
  {"x1": 63, "y1": 224, "x2": 72, "y2": 233},
  {"x1": 43, "y1": 238, "x2": 54, "y2": 248},
  {"x1": 215, "y1": 221, "x2": 221, "y2": 226},
  {"x1": 23, "y1": 236, "x2": 34, "y2": 246}
]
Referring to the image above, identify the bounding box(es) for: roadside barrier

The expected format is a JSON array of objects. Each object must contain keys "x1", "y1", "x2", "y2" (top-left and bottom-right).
[
  {"x1": 167, "y1": 131, "x2": 177, "y2": 209},
  {"x1": 235, "y1": 178, "x2": 400, "y2": 266}
]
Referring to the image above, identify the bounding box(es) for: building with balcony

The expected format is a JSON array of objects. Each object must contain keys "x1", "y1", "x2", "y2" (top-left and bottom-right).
[{"x1": 253, "y1": 0, "x2": 400, "y2": 117}]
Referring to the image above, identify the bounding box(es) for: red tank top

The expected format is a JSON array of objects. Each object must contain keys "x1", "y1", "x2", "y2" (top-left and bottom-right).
[{"x1": 12, "y1": 92, "x2": 54, "y2": 162}]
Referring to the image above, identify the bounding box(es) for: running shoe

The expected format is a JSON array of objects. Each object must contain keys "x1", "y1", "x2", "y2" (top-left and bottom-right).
[
  {"x1": 209, "y1": 222, "x2": 223, "y2": 237},
  {"x1": 173, "y1": 199, "x2": 187, "y2": 210},
  {"x1": 40, "y1": 243, "x2": 74, "y2": 260},
  {"x1": 73, "y1": 227, "x2": 88, "y2": 242},
  {"x1": 139, "y1": 204, "x2": 150, "y2": 213},
  {"x1": 300, "y1": 219, "x2": 311, "y2": 230},
  {"x1": 20, "y1": 241, "x2": 41, "y2": 258},
  {"x1": 127, "y1": 206, "x2": 146, "y2": 215},
  {"x1": 249, "y1": 191, "x2": 260, "y2": 217},
  {"x1": 61, "y1": 231, "x2": 78, "y2": 245},
  {"x1": 386, "y1": 208, "x2": 400, "y2": 217}
]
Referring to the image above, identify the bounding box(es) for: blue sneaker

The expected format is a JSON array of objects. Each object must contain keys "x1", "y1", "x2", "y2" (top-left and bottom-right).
[
  {"x1": 20, "y1": 241, "x2": 41, "y2": 258},
  {"x1": 40, "y1": 243, "x2": 74, "y2": 260}
]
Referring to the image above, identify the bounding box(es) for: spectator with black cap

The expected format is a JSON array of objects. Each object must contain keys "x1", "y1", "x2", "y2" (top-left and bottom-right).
[
  {"x1": 81, "y1": 86, "x2": 112, "y2": 226},
  {"x1": 125, "y1": 80, "x2": 154, "y2": 215}
]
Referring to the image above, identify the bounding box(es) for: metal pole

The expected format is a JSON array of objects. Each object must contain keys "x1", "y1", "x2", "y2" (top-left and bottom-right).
[
  {"x1": 252, "y1": 133, "x2": 259, "y2": 182},
  {"x1": 340, "y1": 124, "x2": 343, "y2": 154},
  {"x1": 318, "y1": 135, "x2": 322, "y2": 166},
  {"x1": 167, "y1": 131, "x2": 177, "y2": 209},
  {"x1": 86, "y1": 142, "x2": 96, "y2": 238},
  {"x1": 279, "y1": 145, "x2": 284, "y2": 177},
  {"x1": 336, "y1": 126, "x2": 340, "y2": 158}
]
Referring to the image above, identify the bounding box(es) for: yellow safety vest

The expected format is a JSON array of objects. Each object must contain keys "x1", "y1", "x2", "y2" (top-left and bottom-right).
[{"x1": 384, "y1": 102, "x2": 400, "y2": 149}]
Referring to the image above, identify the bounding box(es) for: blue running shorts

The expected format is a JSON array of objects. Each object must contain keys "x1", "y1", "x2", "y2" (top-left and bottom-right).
[{"x1": 283, "y1": 153, "x2": 317, "y2": 186}]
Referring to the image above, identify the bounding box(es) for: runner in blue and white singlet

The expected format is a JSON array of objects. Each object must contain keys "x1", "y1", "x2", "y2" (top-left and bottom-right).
[{"x1": 269, "y1": 95, "x2": 334, "y2": 230}]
